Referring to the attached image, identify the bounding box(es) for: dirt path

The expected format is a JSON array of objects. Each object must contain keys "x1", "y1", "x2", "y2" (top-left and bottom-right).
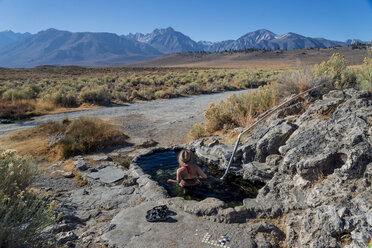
[{"x1": 0, "y1": 89, "x2": 253, "y2": 146}]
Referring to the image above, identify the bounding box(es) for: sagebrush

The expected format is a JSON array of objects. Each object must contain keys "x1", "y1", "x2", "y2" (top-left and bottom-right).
[{"x1": 0, "y1": 150, "x2": 55, "y2": 247}]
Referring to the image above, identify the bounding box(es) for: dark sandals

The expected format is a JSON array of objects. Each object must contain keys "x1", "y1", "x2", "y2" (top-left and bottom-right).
[{"x1": 145, "y1": 205, "x2": 169, "y2": 222}]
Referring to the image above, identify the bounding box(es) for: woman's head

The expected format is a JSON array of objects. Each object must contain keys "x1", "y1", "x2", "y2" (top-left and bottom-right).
[{"x1": 178, "y1": 149, "x2": 194, "y2": 167}]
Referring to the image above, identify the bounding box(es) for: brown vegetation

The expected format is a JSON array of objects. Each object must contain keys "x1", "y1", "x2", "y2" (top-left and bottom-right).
[
  {"x1": 0, "y1": 68, "x2": 275, "y2": 119},
  {"x1": 188, "y1": 52, "x2": 372, "y2": 140},
  {"x1": 0, "y1": 117, "x2": 128, "y2": 160}
]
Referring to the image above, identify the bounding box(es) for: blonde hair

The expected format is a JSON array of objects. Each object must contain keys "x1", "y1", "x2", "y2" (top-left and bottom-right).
[{"x1": 178, "y1": 149, "x2": 194, "y2": 167}]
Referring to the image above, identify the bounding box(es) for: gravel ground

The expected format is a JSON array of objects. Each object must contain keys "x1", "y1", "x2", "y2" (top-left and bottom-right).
[{"x1": 0, "y1": 89, "x2": 253, "y2": 146}]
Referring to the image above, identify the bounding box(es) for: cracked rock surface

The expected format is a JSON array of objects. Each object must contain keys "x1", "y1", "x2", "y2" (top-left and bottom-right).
[
  {"x1": 188, "y1": 88, "x2": 372, "y2": 247},
  {"x1": 38, "y1": 88, "x2": 371, "y2": 248}
]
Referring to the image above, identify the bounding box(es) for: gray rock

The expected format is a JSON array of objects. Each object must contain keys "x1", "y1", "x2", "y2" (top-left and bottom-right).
[
  {"x1": 97, "y1": 161, "x2": 117, "y2": 169},
  {"x1": 74, "y1": 159, "x2": 89, "y2": 171},
  {"x1": 60, "y1": 214, "x2": 83, "y2": 224},
  {"x1": 101, "y1": 201, "x2": 258, "y2": 248},
  {"x1": 92, "y1": 155, "x2": 112, "y2": 161},
  {"x1": 285, "y1": 205, "x2": 344, "y2": 248},
  {"x1": 217, "y1": 206, "x2": 251, "y2": 223},
  {"x1": 255, "y1": 120, "x2": 296, "y2": 162},
  {"x1": 242, "y1": 162, "x2": 274, "y2": 183},
  {"x1": 191, "y1": 138, "x2": 232, "y2": 169},
  {"x1": 90, "y1": 166, "x2": 126, "y2": 184},
  {"x1": 108, "y1": 152, "x2": 120, "y2": 157},
  {"x1": 117, "y1": 146, "x2": 135, "y2": 153},
  {"x1": 182, "y1": 197, "x2": 225, "y2": 216},
  {"x1": 42, "y1": 223, "x2": 74, "y2": 234},
  {"x1": 49, "y1": 132, "x2": 66, "y2": 146},
  {"x1": 56, "y1": 231, "x2": 78, "y2": 245},
  {"x1": 63, "y1": 172, "x2": 75, "y2": 178}
]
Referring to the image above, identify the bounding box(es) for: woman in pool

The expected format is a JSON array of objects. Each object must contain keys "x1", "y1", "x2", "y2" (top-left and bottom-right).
[{"x1": 167, "y1": 149, "x2": 207, "y2": 188}]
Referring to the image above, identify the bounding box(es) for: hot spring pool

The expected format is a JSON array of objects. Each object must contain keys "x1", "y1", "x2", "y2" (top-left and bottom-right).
[{"x1": 136, "y1": 150, "x2": 262, "y2": 207}]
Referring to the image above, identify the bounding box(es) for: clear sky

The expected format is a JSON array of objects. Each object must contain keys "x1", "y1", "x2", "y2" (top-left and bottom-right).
[{"x1": 0, "y1": 0, "x2": 371, "y2": 42}]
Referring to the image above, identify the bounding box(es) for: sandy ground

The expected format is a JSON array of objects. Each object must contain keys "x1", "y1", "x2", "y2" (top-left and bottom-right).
[{"x1": 0, "y1": 89, "x2": 253, "y2": 146}]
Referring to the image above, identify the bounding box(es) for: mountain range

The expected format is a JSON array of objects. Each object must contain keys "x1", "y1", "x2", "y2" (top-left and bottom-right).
[{"x1": 0, "y1": 27, "x2": 365, "y2": 67}]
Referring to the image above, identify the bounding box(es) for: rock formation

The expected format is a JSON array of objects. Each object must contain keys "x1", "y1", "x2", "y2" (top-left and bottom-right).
[{"x1": 40, "y1": 88, "x2": 371, "y2": 247}]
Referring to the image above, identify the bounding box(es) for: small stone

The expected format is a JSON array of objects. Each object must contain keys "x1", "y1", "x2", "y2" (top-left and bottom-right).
[
  {"x1": 63, "y1": 172, "x2": 75, "y2": 178},
  {"x1": 108, "y1": 152, "x2": 120, "y2": 157},
  {"x1": 117, "y1": 147, "x2": 135, "y2": 153},
  {"x1": 92, "y1": 155, "x2": 112, "y2": 161},
  {"x1": 56, "y1": 231, "x2": 78, "y2": 245},
  {"x1": 74, "y1": 160, "x2": 88, "y2": 171},
  {"x1": 42, "y1": 223, "x2": 73, "y2": 234}
]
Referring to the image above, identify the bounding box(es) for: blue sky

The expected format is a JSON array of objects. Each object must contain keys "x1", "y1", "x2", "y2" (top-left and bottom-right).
[{"x1": 0, "y1": 0, "x2": 371, "y2": 42}]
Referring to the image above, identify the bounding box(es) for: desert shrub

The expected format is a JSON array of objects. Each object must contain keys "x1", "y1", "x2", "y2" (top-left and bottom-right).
[
  {"x1": 314, "y1": 53, "x2": 357, "y2": 89},
  {"x1": 204, "y1": 84, "x2": 278, "y2": 133},
  {"x1": 356, "y1": 57, "x2": 372, "y2": 92},
  {"x1": 0, "y1": 101, "x2": 35, "y2": 119},
  {"x1": 79, "y1": 85, "x2": 112, "y2": 104},
  {"x1": 2, "y1": 85, "x2": 39, "y2": 101},
  {"x1": 0, "y1": 150, "x2": 55, "y2": 247},
  {"x1": 113, "y1": 91, "x2": 130, "y2": 102},
  {"x1": 57, "y1": 117, "x2": 127, "y2": 157},
  {"x1": 138, "y1": 88, "x2": 155, "y2": 100},
  {"x1": 46, "y1": 87, "x2": 77, "y2": 107},
  {"x1": 188, "y1": 123, "x2": 206, "y2": 140},
  {"x1": 154, "y1": 88, "x2": 175, "y2": 99}
]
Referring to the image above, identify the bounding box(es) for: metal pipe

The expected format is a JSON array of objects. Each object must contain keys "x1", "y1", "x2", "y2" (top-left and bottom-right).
[{"x1": 220, "y1": 84, "x2": 324, "y2": 180}]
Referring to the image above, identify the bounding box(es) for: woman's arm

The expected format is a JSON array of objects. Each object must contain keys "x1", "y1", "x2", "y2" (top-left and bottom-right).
[{"x1": 167, "y1": 168, "x2": 182, "y2": 183}]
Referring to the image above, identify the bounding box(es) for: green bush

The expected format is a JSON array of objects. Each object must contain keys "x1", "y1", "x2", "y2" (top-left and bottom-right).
[
  {"x1": 46, "y1": 87, "x2": 77, "y2": 107},
  {"x1": 314, "y1": 53, "x2": 357, "y2": 89},
  {"x1": 0, "y1": 150, "x2": 54, "y2": 247},
  {"x1": 79, "y1": 85, "x2": 112, "y2": 104},
  {"x1": 2, "y1": 85, "x2": 39, "y2": 101},
  {"x1": 188, "y1": 123, "x2": 206, "y2": 139},
  {"x1": 357, "y1": 57, "x2": 372, "y2": 92}
]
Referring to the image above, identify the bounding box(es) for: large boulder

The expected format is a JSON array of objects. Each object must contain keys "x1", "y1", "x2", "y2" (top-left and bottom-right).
[{"x1": 188, "y1": 88, "x2": 372, "y2": 247}]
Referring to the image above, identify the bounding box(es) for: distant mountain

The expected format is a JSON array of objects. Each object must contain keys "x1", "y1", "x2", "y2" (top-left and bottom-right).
[
  {"x1": 0, "y1": 29, "x2": 162, "y2": 67},
  {"x1": 0, "y1": 27, "x2": 359, "y2": 68},
  {"x1": 126, "y1": 27, "x2": 200, "y2": 53},
  {"x1": 198, "y1": 29, "x2": 346, "y2": 52},
  {"x1": 0, "y1": 30, "x2": 31, "y2": 49},
  {"x1": 345, "y1": 39, "x2": 369, "y2": 45}
]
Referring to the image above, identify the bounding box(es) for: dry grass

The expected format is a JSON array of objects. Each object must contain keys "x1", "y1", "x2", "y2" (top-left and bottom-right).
[
  {"x1": 0, "y1": 150, "x2": 55, "y2": 247},
  {"x1": 187, "y1": 123, "x2": 206, "y2": 140},
  {"x1": 0, "y1": 68, "x2": 275, "y2": 120},
  {"x1": 187, "y1": 52, "x2": 372, "y2": 140},
  {"x1": 202, "y1": 83, "x2": 278, "y2": 134},
  {"x1": 0, "y1": 100, "x2": 35, "y2": 119},
  {"x1": 57, "y1": 117, "x2": 127, "y2": 158},
  {"x1": 0, "y1": 117, "x2": 128, "y2": 161}
]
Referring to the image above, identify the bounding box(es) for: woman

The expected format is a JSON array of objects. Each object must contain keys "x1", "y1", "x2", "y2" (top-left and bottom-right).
[{"x1": 167, "y1": 149, "x2": 207, "y2": 188}]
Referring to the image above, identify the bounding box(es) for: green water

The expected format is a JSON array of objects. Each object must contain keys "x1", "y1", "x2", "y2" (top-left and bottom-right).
[{"x1": 137, "y1": 150, "x2": 261, "y2": 207}]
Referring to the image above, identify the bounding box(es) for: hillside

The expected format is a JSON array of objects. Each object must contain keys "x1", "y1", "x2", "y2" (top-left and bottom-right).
[
  {"x1": 0, "y1": 30, "x2": 31, "y2": 49},
  {"x1": 130, "y1": 46, "x2": 368, "y2": 69},
  {"x1": 0, "y1": 29, "x2": 161, "y2": 67}
]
